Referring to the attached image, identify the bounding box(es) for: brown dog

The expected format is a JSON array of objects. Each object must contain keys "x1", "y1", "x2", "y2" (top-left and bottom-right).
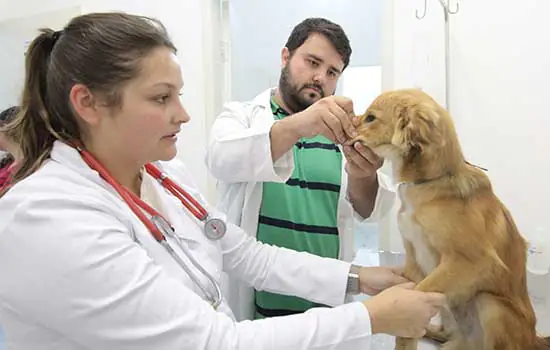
[{"x1": 353, "y1": 89, "x2": 549, "y2": 350}]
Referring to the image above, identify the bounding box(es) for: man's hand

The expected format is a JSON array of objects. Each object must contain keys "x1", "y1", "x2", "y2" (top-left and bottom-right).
[
  {"x1": 344, "y1": 141, "x2": 383, "y2": 218},
  {"x1": 359, "y1": 266, "x2": 409, "y2": 296},
  {"x1": 286, "y1": 96, "x2": 357, "y2": 144},
  {"x1": 343, "y1": 142, "x2": 383, "y2": 179}
]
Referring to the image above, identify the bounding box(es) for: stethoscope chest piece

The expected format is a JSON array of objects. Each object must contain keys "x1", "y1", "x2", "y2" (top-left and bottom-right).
[
  {"x1": 204, "y1": 217, "x2": 226, "y2": 240},
  {"x1": 71, "y1": 144, "x2": 225, "y2": 308}
]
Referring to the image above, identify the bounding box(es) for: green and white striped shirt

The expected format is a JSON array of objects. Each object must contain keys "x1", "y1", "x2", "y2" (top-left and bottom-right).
[{"x1": 254, "y1": 98, "x2": 343, "y2": 318}]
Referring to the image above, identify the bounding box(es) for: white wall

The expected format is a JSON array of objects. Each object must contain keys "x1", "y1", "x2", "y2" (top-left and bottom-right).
[
  {"x1": 0, "y1": 0, "x2": 221, "y2": 201},
  {"x1": 381, "y1": 0, "x2": 550, "y2": 251},
  {"x1": 228, "y1": 0, "x2": 383, "y2": 101}
]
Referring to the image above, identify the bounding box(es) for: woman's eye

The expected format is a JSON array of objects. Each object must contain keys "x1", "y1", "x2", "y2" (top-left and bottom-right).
[
  {"x1": 155, "y1": 95, "x2": 169, "y2": 104},
  {"x1": 365, "y1": 114, "x2": 376, "y2": 123}
]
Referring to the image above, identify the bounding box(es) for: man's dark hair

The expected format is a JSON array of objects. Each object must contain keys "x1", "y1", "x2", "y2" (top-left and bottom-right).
[{"x1": 284, "y1": 17, "x2": 352, "y2": 69}]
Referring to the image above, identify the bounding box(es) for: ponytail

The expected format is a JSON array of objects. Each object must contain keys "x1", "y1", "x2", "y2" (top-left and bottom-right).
[
  {"x1": 2, "y1": 13, "x2": 177, "y2": 192},
  {"x1": 3, "y1": 29, "x2": 63, "y2": 186}
]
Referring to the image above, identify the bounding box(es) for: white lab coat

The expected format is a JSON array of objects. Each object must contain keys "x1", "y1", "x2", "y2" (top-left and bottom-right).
[
  {"x1": 0, "y1": 141, "x2": 375, "y2": 350},
  {"x1": 205, "y1": 88, "x2": 396, "y2": 321}
]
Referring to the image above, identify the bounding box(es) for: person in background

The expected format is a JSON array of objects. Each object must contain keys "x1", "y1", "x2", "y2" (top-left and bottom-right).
[
  {"x1": 0, "y1": 106, "x2": 21, "y2": 190},
  {"x1": 205, "y1": 17, "x2": 396, "y2": 320}
]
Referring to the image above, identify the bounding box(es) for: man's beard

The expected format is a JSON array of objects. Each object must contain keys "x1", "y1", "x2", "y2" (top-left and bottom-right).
[{"x1": 278, "y1": 65, "x2": 326, "y2": 113}]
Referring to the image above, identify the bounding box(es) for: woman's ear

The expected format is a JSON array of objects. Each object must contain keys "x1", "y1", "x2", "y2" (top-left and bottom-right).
[{"x1": 69, "y1": 84, "x2": 101, "y2": 127}]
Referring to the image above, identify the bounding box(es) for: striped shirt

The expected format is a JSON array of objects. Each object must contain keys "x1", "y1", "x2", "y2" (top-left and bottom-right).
[{"x1": 254, "y1": 98, "x2": 342, "y2": 318}]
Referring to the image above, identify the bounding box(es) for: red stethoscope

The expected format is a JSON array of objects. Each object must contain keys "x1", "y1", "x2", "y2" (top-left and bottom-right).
[
  {"x1": 73, "y1": 143, "x2": 226, "y2": 241},
  {"x1": 71, "y1": 142, "x2": 225, "y2": 308}
]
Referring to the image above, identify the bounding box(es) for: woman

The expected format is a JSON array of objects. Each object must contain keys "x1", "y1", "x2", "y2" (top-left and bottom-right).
[
  {"x1": 0, "y1": 106, "x2": 20, "y2": 190},
  {"x1": 0, "y1": 12, "x2": 444, "y2": 349}
]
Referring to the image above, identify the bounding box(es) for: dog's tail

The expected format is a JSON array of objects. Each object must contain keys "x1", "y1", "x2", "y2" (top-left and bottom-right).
[{"x1": 536, "y1": 336, "x2": 550, "y2": 349}]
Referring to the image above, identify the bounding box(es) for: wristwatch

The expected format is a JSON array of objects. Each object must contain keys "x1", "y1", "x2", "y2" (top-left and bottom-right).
[{"x1": 346, "y1": 264, "x2": 361, "y2": 295}]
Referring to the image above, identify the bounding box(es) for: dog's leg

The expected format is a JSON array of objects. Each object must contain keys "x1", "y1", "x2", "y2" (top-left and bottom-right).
[
  {"x1": 401, "y1": 240, "x2": 425, "y2": 283},
  {"x1": 392, "y1": 244, "x2": 422, "y2": 350},
  {"x1": 470, "y1": 293, "x2": 537, "y2": 350},
  {"x1": 440, "y1": 338, "x2": 473, "y2": 350},
  {"x1": 395, "y1": 337, "x2": 418, "y2": 350},
  {"x1": 437, "y1": 302, "x2": 478, "y2": 350},
  {"x1": 413, "y1": 255, "x2": 482, "y2": 304},
  {"x1": 425, "y1": 303, "x2": 456, "y2": 343},
  {"x1": 401, "y1": 240, "x2": 452, "y2": 344}
]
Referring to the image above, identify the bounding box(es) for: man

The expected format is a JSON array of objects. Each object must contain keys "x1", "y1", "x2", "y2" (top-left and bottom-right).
[{"x1": 206, "y1": 18, "x2": 395, "y2": 321}]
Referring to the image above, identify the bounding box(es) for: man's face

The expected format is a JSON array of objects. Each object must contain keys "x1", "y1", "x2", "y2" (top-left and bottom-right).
[{"x1": 279, "y1": 33, "x2": 345, "y2": 113}]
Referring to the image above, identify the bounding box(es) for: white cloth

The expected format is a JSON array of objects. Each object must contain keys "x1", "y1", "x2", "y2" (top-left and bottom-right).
[
  {"x1": 205, "y1": 88, "x2": 396, "y2": 320},
  {"x1": 0, "y1": 141, "x2": 374, "y2": 350}
]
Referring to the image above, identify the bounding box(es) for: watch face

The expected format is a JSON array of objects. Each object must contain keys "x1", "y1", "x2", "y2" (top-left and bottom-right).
[{"x1": 204, "y1": 218, "x2": 226, "y2": 240}]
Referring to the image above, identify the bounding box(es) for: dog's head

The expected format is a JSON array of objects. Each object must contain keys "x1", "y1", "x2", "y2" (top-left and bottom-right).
[{"x1": 353, "y1": 89, "x2": 453, "y2": 163}]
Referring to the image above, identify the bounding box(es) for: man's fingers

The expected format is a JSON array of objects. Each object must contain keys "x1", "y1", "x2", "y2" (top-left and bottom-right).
[
  {"x1": 353, "y1": 142, "x2": 381, "y2": 166},
  {"x1": 344, "y1": 146, "x2": 373, "y2": 173},
  {"x1": 332, "y1": 95, "x2": 355, "y2": 115},
  {"x1": 319, "y1": 125, "x2": 339, "y2": 144},
  {"x1": 327, "y1": 102, "x2": 356, "y2": 140},
  {"x1": 322, "y1": 114, "x2": 346, "y2": 144}
]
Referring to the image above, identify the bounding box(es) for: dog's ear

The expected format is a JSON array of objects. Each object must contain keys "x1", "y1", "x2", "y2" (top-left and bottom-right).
[{"x1": 391, "y1": 102, "x2": 443, "y2": 154}]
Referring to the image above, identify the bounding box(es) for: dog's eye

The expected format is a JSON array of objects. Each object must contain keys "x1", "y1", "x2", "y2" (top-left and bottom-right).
[{"x1": 365, "y1": 114, "x2": 376, "y2": 123}]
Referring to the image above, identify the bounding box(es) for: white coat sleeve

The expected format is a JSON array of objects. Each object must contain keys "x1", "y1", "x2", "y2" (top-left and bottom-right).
[
  {"x1": 349, "y1": 170, "x2": 397, "y2": 223},
  {"x1": 0, "y1": 195, "x2": 373, "y2": 350},
  {"x1": 205, "y1": 101, "x2": 294, "y2": 183},
  {"x1": 221, "y1": 219, "x2": 353, "y2": 307}
]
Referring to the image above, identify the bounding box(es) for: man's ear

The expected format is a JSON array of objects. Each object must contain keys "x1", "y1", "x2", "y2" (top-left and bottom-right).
[
  {"x1": 281, "y1": 47, "x2": 290, "y2": 68},
  {"x1": 391, "y1": 103, "x2": 444, "y2": 154}
]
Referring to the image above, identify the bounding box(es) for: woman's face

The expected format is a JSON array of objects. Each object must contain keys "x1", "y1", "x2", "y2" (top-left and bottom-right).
[{"x1": 75, "y1": 46, "x2": 191, "y2": 167}]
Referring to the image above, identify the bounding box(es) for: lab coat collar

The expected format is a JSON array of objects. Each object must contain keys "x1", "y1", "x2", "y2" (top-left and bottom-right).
[
  {"x1": 251, "y1": 87, "x2": 275, "y2": 109},
  {"x1": 49, "y1": 141, "x2": 104, "y2": 184}
]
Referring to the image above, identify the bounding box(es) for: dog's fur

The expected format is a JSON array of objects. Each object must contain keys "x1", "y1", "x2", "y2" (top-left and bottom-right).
[{"x1": 353, "y1": 89, "x2": 549, "y2": 350}]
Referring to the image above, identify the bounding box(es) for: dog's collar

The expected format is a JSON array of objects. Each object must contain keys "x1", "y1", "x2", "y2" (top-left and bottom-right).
[
  {"x1": 413, "y1": 172, "x2": 451, "y2": 185},
  {"x1": 411, "y1": 161, "x2": 488, "y2": 185},
  {"x1": 466, "y1": 161, "x2": 488, "y2": 172}
]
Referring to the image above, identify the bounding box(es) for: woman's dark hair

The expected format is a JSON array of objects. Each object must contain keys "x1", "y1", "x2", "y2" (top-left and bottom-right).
[
  {"x1": 1, "y1": 12, "x2": 176, "y2": 185},
  {"x1": 0, "y1": 106, "x2": 19, "y2": 169}
]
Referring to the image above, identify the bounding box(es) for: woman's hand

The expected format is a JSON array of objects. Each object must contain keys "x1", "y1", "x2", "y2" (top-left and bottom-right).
[{"x1": 363, "y1": 282, "x2": 446, "y2": 338}]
